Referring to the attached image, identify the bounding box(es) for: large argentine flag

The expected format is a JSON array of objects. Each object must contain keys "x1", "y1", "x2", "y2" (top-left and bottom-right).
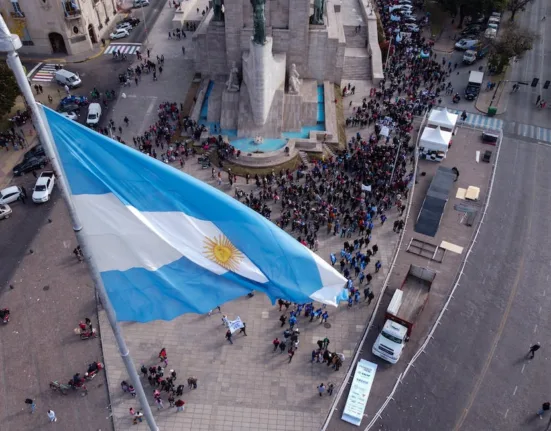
[{"x1": 40, "y1": 106, "x2": 346, "y2": 322}]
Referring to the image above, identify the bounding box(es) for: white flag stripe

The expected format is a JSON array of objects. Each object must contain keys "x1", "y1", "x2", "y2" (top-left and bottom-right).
[{"x1": 73, "y1": 193, "x2": 268, "y2": 284}]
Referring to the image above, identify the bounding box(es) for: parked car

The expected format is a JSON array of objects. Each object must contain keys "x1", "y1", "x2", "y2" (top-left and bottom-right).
[
  {"x1": 461, "y1": 25, "x2": 482, "y2": 36},
  {"x1": 455, "y1": 39, "x2": 479, "y2": 50},
  {"x1": 13, "y1": 155, "x2": 48, "y2": 176},
  {"x1": 110, "y1": 28, "x2": 130, "y2": 40},
  {"x1": 0, "y1": 186, "x2": 23, "y2": 204},
  {"x1": 133, "y1": 0, "x2": 150, "y2": 7},
  {"x1": 0, "y1": 204, "x2": 12, "y2": 220},
  {"x1": 116, "y1": 22, "x2": 134, "y2": 32},
  {"x1": 23, "y1": 144, "x2": 45, "y2": 161},
  {"x1": 60, "y1": 95, "x2": 89, "y2": 106},
  {"x1": 58, "y1": 102, "x2": 80, "y2": 113},
  {"x1": 60, "y1": 111, "x2": 78, "y2": 121},
  {"x1": 121, "y1": 17, "x2": 141, "y2": 26},
  {"x1": 32, "y1": 171, "x2": 55, "y2": 203}
]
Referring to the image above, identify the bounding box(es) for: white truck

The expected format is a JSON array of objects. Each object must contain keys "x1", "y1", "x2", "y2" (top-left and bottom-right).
[
  {"x1": 32, "y1": 171, "x2": 55, "y2": 203},
  {"x1": 372, "y1": 265, "x2": 436, "y2": 364}
]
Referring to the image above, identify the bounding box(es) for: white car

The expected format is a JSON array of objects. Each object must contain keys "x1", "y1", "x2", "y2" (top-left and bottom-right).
[
  {"x1": 116, "y1": 22, "x2": 133, "y2": 32},
  {"x1": 110, "y1": 28, "x2": 130, "y2": 40},
  {"x1": 60, "y1": 111, "x2": 78, "y2": 121},
  {"x1": 0, "y1": 204, "x2": 12, "y2": 220},
  {"x1": 0, "y1": 186, "x2": 23, "y2": 205},
  {"x1": 455, "y1": 39, "x2": 479, "y2": 50}
]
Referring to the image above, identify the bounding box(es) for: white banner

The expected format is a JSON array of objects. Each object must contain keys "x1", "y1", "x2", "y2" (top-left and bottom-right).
[
  {"x1": 341, "y1": 360, "x2": 377, "y2": 426},
  {"x1": 228, "y1": 316, "x2": 244, "y2": 333},
  {"x1": 361, "y1": 184, "x2": 372, "y2": 192}
]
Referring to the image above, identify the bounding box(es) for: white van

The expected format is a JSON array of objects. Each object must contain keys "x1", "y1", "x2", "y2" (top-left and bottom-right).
[
  {"x1": 54, "y1": 69, "x2": 82, "y2": 88},
  {"x1": 86, "y1": 103, "x2": 102, "y2": 127}
]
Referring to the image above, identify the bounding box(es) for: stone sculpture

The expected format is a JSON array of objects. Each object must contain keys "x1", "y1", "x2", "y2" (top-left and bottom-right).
[
  {"x1": 250, "y1": 0, "x2": 266, "y2": 45},
  {"x1": 225, "y1": 61, "x2": 240, "y2": 92},
  {"x1": 213, "y1": 0, "x2": 224, "y2": 21},
  {"x1": 288, "y1": 63, "x2": 301, "y2": 94},
  {"x1": 310, "y1": 0, "x2": 325, "y2": 25}
]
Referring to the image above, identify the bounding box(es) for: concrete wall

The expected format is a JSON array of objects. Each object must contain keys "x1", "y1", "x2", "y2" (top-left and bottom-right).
[
  {"x1": 1, "y1": 0, "x2": 117, "y2": 56},
  {"x1": 357, "y1": 0, "x2": 383, "y2": 83}
]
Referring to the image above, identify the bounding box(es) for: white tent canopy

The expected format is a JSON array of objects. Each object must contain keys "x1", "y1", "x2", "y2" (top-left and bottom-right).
[
  {"x1": 428, "y1": 108, "x2": 458, "y2": 130},
  {"x1": 420, "y1": 126, "x2": 452, "y2": 152}
]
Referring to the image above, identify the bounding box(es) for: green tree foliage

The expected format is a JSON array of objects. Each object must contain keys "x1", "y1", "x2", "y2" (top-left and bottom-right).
[
  {"x1": 0, "y1": 61, "x2": 19, "y2": 119},
  {"x1": 438, "y1": 0, "x2": 506, "y2": 27},
  {"x1": 489, "y1": 22, "x2": 538, "y2": 73}
]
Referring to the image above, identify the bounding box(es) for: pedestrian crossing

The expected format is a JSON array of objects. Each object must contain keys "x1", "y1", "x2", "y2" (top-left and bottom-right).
[
  {"x1": 443, "y1": 108, "x2": 504, "y2": 131},
  {"x1": 31, "y1": 63, "x2": 61, "y2": 82},
  {"x1": 434, "y1": 108, "x2": 551, "y2": 144},
  {"x1": 507, "y1": 122, "x2": 551, "y2": 143},
  {"x1": 104, "y1": 43, "x2": 142, "y2": 55}
]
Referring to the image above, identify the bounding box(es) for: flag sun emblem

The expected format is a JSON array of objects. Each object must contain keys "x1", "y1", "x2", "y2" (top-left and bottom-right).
[{"x1": 204, "y1": 235, "x2": 244, "y2": 271}]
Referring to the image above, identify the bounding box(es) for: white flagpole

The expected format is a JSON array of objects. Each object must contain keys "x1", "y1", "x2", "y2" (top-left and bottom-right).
[{"x1": 0, "y1": 17, "x2": 159, "y2": 431}]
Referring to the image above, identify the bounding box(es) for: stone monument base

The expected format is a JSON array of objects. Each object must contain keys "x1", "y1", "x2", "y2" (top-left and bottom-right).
[
  {"x1": 237, "y1": 82, "x2": 285, "y2": 138},
  {"x1": 242, "y1": 37, "x2": 286, "y2": 126}
]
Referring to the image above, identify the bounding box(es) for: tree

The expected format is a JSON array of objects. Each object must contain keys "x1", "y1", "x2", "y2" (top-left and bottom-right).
[
  {"x1": 438, "y1": 0, "x2": 506, "y2": 28},
  {"x1": 507, "y1": 0, "x2": 531, "y2": 21},
  {"x1": 0, "y1": 61, "x2": 19, "y2": 119},
  {"x1": 489, "y1": 22, "x2": 538, "y2": 73}
]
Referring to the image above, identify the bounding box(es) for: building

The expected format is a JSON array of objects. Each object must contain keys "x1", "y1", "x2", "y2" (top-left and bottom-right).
[{"x1": 0, "y1": 0, "x2": 123, "y2": 56}]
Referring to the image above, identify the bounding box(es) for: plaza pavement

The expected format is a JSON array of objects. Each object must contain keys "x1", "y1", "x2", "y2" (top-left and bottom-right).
[{"x1": 96, "y1": 4, "x2": 406, "y2": 431}]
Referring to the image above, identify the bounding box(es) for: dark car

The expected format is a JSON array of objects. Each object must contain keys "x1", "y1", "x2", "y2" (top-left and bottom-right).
[
  {"x1": 13, "y1": 154, "x2": 48, "y2": 176},
  {"x1": 121, "y1": 17, "x2": 140, "y2": 26},
  {"x1": 60, "y1": 95, "x2": 89, "y2": 106},
  {"x1": 57, "y1": 102, "x2": 80, "y2": 113},
  {"x1": 23, "y1": 144, "x2": 46, "y2": 161}
]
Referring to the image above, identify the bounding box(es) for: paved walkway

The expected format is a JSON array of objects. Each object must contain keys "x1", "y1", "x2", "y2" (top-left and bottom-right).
[{"x1": 96, "y1": 5, "x2": 405, "y2": 431}]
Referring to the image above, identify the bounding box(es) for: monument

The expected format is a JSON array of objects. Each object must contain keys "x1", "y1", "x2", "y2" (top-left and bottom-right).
[
  {"x1": 241, "y1": 0, "x2": 286, "y2": 126},
  {"x1": 190, "y1": 0, "x2": 381, "y2": 162}
]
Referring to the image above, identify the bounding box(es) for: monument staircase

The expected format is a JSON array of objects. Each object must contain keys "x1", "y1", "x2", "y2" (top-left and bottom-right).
[
  {"x1": 298, "y1": 151, "x2": 312, "y2": 167},
  {"x1": 342, "y1": 25, "x2": 372, "y2": 80}
]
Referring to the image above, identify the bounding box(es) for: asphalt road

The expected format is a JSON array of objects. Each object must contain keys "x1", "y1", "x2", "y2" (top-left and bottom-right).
[
  {"x1": 125, "y1": 0, "x2": 169, "y2": 44},
  {"x1": 505, "y1": 0, "x2": 551, "y2": 127},
  {"x1": 375, "y1": 136, "x2": 551, "y2": 430}
]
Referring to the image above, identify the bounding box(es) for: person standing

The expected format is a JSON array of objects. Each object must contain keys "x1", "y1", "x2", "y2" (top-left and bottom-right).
[
  {"x1": 238, "y1": 322, "x2": 247, "y2": 336},
  {"x1": 279, "y1": 340, "x2": 287, "y2": 353},
  {"x1": 537, "y1": 401, "x2": 550, "y2": 419},
  {"x1": 175, "y1": 399, "x2": 185, "y2": 412},
  {"x1": 64, "y1": 84, "x2": 70, "y2": 95},
  {"x1": 273, "y1": 337, "x2": 280, "y2": 351},
  {"x1": 317, "y1": 383, "x2": 326, "y2": 396},
  {"x1": 527, "y1": 343, "x2": 541, "y2": 359},
  {"x1": 288, "y1": 349, "x2": 295, "y2": 363},
  {"x1": 225, "y1": 329, "x2": 233, "y2": 344},
  {"x1": 47, "y1": 409, "x2": 57, "y2": 422},
  {"x1": 25, "y1": 398, "x2": 36, "y2": 413},
  {"x1": 327, "y1": 383, "x2": 334, "y2": 396}
]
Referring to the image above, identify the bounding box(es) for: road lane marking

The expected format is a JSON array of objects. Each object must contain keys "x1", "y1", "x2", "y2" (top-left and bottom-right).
[
  {"x1": 534, "y1": 324, "x2": 538, "y2": 333},
  {"x1": 521, "y1": 364, "x2": 526, "y2": 374},
  {"x1": 513, "y1": 386, "x2": 518, "y2": 396}
]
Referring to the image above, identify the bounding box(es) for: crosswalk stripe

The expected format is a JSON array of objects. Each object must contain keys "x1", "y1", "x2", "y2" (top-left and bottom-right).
[{"x1": 105, "y1": 44, "x2": 141, "y2": 55}]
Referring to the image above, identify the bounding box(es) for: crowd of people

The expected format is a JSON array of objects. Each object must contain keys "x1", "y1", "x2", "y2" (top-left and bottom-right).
[{"x1": 123, "y1": 348, "x2": 198, "y2": 424}]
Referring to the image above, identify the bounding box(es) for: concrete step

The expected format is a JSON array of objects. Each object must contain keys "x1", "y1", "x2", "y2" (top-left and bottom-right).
[
  {"x1": 342, "y1": 55, "x2": 371, "y2": 80},
  {"x1": 343, "y1": 25, "x2": 368, "y2": 49},
  {"x1": 323, "y1": 143, "x2": 336, "y2": 159},
  {"x1": 299, "y1": 151, "x2": 311, "y2": 166}
]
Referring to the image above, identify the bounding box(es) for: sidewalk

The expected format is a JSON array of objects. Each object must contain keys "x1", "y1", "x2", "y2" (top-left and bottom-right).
[
  {"x1": 475, "y1": 79, "x2": 510, "y2": 115},
  {"x1": 97, "y1": 7, "x2": 405, "y2": 431},
  {"x1": 0, "y1": 91, "x2": 61, "y2": 188},
  {"x1": 12, "y1": 44, "x2": 106, "y2": 65}
]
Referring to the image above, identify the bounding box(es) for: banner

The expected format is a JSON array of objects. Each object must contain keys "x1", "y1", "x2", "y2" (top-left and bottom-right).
[{"x1": 228, "y1": 316, "x2": 244, "y2": 333}]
